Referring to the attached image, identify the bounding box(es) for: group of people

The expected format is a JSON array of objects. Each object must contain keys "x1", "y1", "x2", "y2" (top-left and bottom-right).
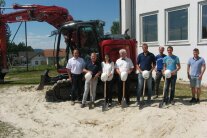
[{"x1": 66, "y1": 43, "x2": 206, "y2": 108}]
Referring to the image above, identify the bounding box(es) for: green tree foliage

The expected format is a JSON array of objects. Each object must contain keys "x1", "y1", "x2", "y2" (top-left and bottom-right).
[
  {"x1": 110, "y1": 21, "x2": 120, "y2": 34},
  {"x1": 7, "y1": 42, "x2": 34, "y2": 55}
]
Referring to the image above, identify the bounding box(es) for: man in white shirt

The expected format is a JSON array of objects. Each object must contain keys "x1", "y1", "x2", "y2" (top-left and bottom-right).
[
  {"x1": 66, "y1": 49, "x2": 85, "y2": 105},
  {"x1": 116, "y1": 49, "x2": 134, "y2": 105}
]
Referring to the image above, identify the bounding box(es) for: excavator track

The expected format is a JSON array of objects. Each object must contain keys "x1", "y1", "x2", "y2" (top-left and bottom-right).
[{"x1": 45, "y1": 79, "x2": 72, "y2": 102}]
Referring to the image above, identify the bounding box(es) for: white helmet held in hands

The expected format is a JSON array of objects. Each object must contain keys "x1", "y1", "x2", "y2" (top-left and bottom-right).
[
  {"x1": 101, "y1": 73, "x2": 108, "y2": 82},
  {"x1": 164, "y1": 70, "x2": 171, "y2": 78},
  {"x1": 142, "y1": 70, "x2": 150, "y2": 79},
  {"x1": 120, "y1": 71, "x2": 128, "y2": 81},
  {"x1": 85, "y1": 72, "x2": 92, "y2": 82}
]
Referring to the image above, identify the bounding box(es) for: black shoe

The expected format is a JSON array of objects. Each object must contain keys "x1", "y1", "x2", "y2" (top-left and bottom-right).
[
  {"x1": 81, "y1": 104, "x2": 85, "y2": 108},
  {"x1": 170, "y1": 100, "x2": 175, "y2": 105},
  {"x1": 108, "y1": 102, "x2": 112, "y2": 107},
  {"x1": 71, "y1": 101, "x2": 75, "y2": 105},
  {"x1": 189, "y1": 97, "x2": 196, "y2": 103},
  {"x1": 196, "y1": 98, "x2": 200, "y2": 103}
]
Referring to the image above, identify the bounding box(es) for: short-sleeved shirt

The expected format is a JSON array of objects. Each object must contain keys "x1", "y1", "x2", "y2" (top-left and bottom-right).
[
  {"x1": 66, "y1": 57, "x2": 85, "y2": 74},
  {"x1": 137, "y1": 52, "x2": 156, "y2": 71},
  {"x1": 163, "y1": 55, "x2": 180, "y2": 72},
  {"x1": 187, "y1": 57, "x2": 205, "y2": 77},
  {"x1": 155, "y1": 54, "x2": 166, "y2": 71},
  {"x1": 85, "y1": 60, "x2": 101, "y2": 77},
  {"x1": 115, "y1": 57, "x2": 134, "y2": 72}
]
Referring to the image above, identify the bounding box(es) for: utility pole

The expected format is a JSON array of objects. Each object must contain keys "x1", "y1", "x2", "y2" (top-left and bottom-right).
[{"x1": 25, "y1": 21, "x2": 28, "y2": 71}]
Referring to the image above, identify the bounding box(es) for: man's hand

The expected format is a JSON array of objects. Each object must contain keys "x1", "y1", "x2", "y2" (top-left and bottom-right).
[
  {"x1": 94, "y1": 73, "x2": 99, "y2": 79},
  {"x1": 198, "y1": 74, "x2": 202, "y2": 80},
  {"x1": 68, "y1": 77, "x2": 72, "y2": 82},
  {"x1": 108, "y1": 73, "x2": 112, "y2": 78}
]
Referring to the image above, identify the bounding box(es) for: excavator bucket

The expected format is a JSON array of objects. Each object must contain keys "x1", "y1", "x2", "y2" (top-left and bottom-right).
[{"x1": 37, "y1": 69, "x2": 51, "y2": 90}]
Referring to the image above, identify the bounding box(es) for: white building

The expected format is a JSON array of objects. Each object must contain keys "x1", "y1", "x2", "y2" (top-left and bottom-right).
[{"x1": 120, "y1": 0, "x2": 207, "y2": 85}]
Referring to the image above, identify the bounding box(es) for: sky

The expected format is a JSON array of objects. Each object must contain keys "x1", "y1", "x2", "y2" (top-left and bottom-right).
[{"x1": 3, "y1": 0, "x2": 119, "y2": 49}]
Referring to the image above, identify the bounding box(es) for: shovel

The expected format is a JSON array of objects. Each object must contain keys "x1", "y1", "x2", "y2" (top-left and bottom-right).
[
  {"x1": 159, "y1": 77, "x2": 166, "y2": 108},
  {"x1": 121, "y1": 81, "x2": 127, "y2": 108},
  {"x1": 139, "y1": 79, "x2": 146, "y2": 109},
  {"x1": 102, "y1": 81, "x2": 108, "y2": 112}
]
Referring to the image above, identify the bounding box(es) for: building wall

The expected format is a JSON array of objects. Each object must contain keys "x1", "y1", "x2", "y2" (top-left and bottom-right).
[
  {"x1": 31, "y1": 55, "x2": 46, "y2": 66},
  {"x1": 121, "y1": 0, "x2": 207, "y2": 85}
]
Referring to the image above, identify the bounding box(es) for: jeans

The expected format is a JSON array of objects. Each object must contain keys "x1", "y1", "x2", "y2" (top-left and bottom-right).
[
  {"x1": 137, "y1": 73, "x2": 152, "y2": 102},
  {"x1": 163, "y1": 75, "x2": 177, "y2": 102},
  {"x1": 155, "y1": 71, "x2": 165, "y2": 96},
  {"x1": 82, "y1": 78, "x2": 98, "y2": 104},
  {"x1": 71, "y1": 74, "x2": 82, "y2": 101}
]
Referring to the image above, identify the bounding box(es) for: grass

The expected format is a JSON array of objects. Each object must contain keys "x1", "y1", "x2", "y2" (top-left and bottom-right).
[{"x1": 2, "y1": 65, "x2": 59, "y2": 85}]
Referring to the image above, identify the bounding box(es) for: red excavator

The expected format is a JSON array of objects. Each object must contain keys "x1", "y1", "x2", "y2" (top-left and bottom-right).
[
  {"x1": 0, "y1": 4, "x2": 138, "y2": 101},
  {"x1": 0, "y1": 4, "x2": 73, "y2": 82}
]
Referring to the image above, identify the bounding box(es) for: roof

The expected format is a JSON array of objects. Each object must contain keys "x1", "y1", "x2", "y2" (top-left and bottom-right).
[{"x1": 43, "y1": 49, "x2": 66, "y2": 58}]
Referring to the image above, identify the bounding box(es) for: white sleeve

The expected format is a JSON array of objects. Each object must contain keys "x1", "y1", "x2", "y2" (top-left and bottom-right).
[
  {"x1": 129, "y1": 59, "x2": 134, "y2": 69},
  {"x1": 115, "y1": 60, "x2": 119, "y2": 69},
  {"x1": 66, "y1": 59, "x2": 71, "y2": 69},
  {"x1": 111, "y1": 62, "x2": 115, "y2": 74},
  {"x1": 101, "y1": 62, "x2": 104, "y2": 72}
]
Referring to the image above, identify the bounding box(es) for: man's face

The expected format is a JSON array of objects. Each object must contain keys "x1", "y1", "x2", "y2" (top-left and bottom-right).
[
  {"x1": 73, "y1": 50, "x2": 79, "y2": 58},
  {"x1": 167, "y1": 48, "x2": 173, "y2": 55},
  {"x1": 193, "y1": 51, "x2": 199, "y2": 58},
  {"x1": 120, "y1": 52, "x2": 127, "y2": 58},
  {"x1": 159, "y1": 47, "x2": 164, "y2": 54},
  {"x1": 142, "y1": 45, "x2": 148, "y2": 53},
  {"x1": 91, "y1": 53, "x2": 97, "y2": 62}
]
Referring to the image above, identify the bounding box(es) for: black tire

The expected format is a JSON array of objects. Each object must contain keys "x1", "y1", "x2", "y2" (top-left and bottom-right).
[
  {"x1": 0, "y1": 73, "x2": 6, "y2": 83},
  {"x1": 53, "y1": 80, "x2": 72, "y2": 101}
]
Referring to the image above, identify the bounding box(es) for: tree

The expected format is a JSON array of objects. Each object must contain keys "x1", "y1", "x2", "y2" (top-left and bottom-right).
[{"x1": 110, "y1": 21, "x2": 120, "y2": 34}]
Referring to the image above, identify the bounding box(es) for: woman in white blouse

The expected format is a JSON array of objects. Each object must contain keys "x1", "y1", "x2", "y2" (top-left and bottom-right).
[{"x1": 101, "y1": 54, "x2": 114, "y2": 106}]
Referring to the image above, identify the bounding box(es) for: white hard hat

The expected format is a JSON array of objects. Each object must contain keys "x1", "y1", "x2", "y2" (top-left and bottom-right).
[
  {"x1": 85, "y1": 72, "x2": 92, "y2": 82},
  {"x1": 164, "y1": 70, "x2": 171, "y2": 78},
  {"x1": 101, "y1": 73, "x2": 108, "y2": 82},
  {"x1": 120, "y1": 71, "x2": 128, "y2": 81},
  {"x1": 142, "y1": 70, "x2": 150, "y2": 79}
]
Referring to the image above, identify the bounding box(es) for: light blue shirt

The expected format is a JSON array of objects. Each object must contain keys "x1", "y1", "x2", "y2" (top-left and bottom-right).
[
  {"x1": 187, "y1": 57, "x2": 205, "y2": 77},
  {"x1": 163, "y1": 55, "x2": 180, "y2": 72}
]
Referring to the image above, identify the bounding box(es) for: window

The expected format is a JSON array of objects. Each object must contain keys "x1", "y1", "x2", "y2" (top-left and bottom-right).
[
  {"x1": 166, "y1": 5, "x2": 189, "y2": 45},
  {"x1": 198, "y1": 2, "x2": 207, "y2": 44},
  {"x1": 35, "y1": 61, "x2": 38, "y2": 65},
  {"x1": 140, "y1": 12, "x2": 158, "y2": 44},
  {"x1": 202, "y1": 5, "x2": 207, "y2": 39}
]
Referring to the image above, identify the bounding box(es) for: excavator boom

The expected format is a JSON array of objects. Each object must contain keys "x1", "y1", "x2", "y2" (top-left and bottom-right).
[{"x1": 0, "y1": 4, "x2": 73, "y2": 82}]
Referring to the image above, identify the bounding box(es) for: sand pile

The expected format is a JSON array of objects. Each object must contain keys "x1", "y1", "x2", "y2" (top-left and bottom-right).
[{"x1": 0, "y1": 85, "x2": 207, "y2": 138}]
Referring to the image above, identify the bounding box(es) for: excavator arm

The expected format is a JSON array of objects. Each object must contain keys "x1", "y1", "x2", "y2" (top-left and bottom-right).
[{"x1": 0, "y1": 4, "x2": 73, "y2": 82}]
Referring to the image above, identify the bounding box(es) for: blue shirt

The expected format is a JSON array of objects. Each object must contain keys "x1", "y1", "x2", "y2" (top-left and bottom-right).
[
  {"x1": 187, "y1": 57, "x2": 205, "y2": 77},
  {"x1": 137, "y1": 52, "x2": 156, "y2": 71},
  {"x1": 163, "y1": 55, "x2": 180, "y2": 72},
  {"x1": 85, "y1": 60, "x2": 101, "y2": 77},
  {"x1": 155, "y1": 54, "x2": 166, "y2": 71}
]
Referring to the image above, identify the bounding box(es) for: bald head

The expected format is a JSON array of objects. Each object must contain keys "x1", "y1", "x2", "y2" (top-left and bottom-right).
[{"x1": 159, "y1": 46, "x2": 165, "y2": 55}]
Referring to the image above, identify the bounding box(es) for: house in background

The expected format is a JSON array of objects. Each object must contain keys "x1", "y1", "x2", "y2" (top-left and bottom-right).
[
  {"x1": 120, "y1": 0, "x2": 207, "y2": 85},
  {"x1": 30, "y1": 52, "x2": 46, "y2": 66},
  {"x1": 43, "y1": 49, "x2": 66, "y2": 65}
]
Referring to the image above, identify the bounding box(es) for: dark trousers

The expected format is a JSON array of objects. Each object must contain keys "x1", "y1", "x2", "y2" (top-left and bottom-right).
[
  {"x1": 71, "y1": 74, "x2": 82, "y2": 101},
  {"x1": 105, "y1": 80, "x2": 113, "y2": 103},
  {"x1": 155, "y1": 71, "x2": 165, "y2": 96},
  {"x1": 118, "y1": 76, "x2": 130, "y2": 104},
  {"x1": 164, "y1": 75, "x2": 177, "y2": 102}
]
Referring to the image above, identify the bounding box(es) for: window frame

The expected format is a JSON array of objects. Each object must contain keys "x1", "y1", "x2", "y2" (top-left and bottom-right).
[
  {"x1": 140, "y1": 11, "x2": 159, "y2": 46},
  {"x1": 165, "y1": 5, "x2": 190, "y2": 46},
  {"x1": 198, "y1": 1, "x2": 207, "y2": 45}
]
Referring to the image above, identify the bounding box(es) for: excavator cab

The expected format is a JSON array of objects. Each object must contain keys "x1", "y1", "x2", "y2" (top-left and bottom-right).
[
  {"x1": 37, "y1": 20, "x2": 105, "y2": 90},
  {"x1": 55, "y1": 20, "x2": 104, "y2": 73}
]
